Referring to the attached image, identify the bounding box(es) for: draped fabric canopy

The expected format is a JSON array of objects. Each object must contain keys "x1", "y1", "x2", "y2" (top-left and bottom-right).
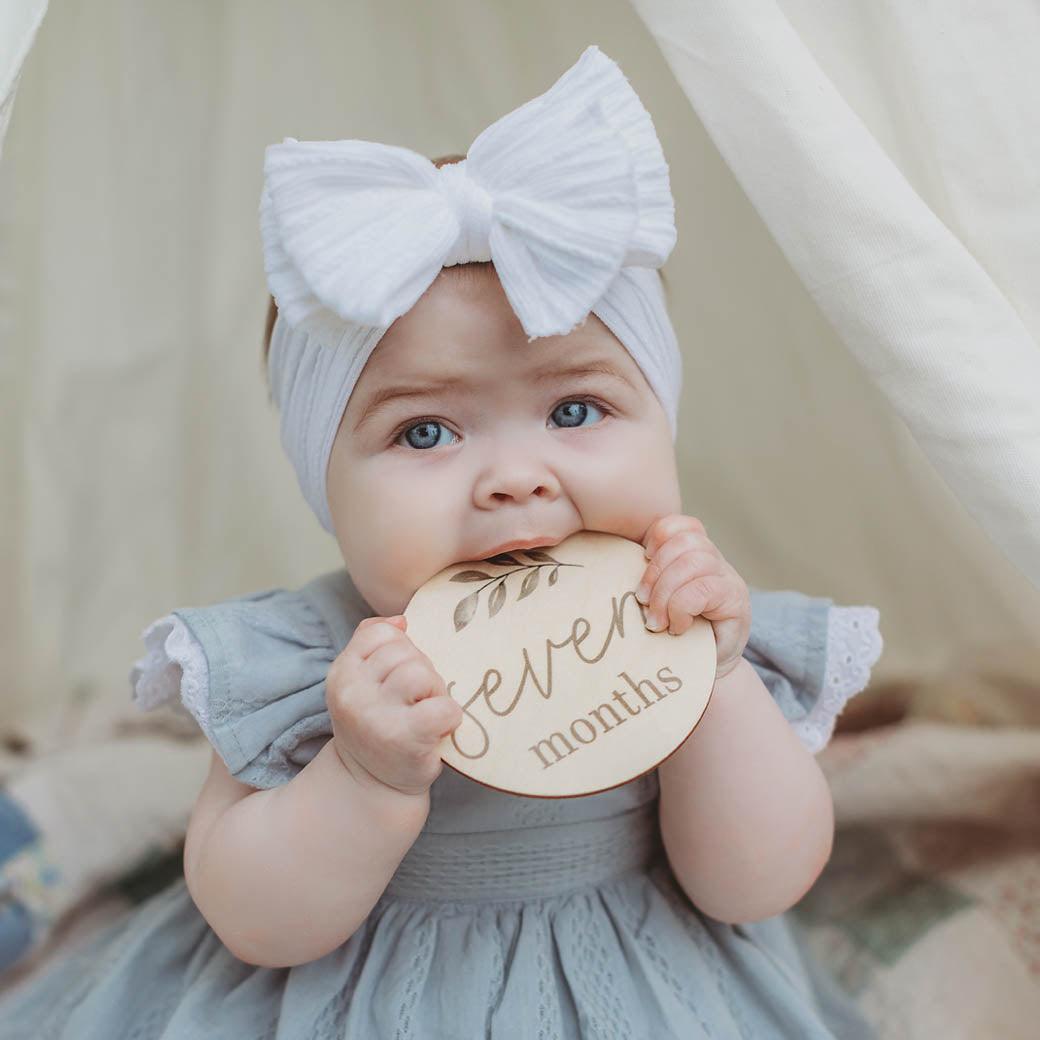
[
  {"x1": 629, "y1": 0, "x2": 1040, "y2": 590},
  {"x1": 0, "y1": 0, "x2": 46, "y2": 163},
  {"x1": 1, "y1": 0, "x2": 1038, "y2": 721}
]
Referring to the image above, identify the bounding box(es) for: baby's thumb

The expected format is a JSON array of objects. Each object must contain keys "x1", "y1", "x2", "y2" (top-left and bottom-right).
[{"x1": 388, "y1": 614, "x2": 407, "y2": 629}]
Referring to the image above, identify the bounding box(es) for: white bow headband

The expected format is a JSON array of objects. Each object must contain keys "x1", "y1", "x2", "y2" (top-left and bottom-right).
[{"x1": 261, "y1": 44, "x2": 683, "y2": 534}]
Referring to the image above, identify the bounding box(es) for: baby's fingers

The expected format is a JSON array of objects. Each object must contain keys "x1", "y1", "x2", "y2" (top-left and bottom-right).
[
  {"x1": 409, "y1": 694, "x2": 465, "y2": 746},
  {"x1": 344, "y1": 615, "x2": 409, "y2": 663}
]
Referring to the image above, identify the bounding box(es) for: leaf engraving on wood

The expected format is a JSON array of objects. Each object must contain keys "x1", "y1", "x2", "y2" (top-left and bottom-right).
[
  {"x1": 488, "y1": 580, "x2": 507, "y2": 617},
  {"x1": 449, "y1": 551, "x2": 583, "y2": 632}
]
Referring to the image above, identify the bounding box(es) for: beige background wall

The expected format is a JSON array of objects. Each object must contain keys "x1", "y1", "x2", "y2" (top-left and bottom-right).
[{"x1": 2, "y1": 0, "x2": 1038, "y2": 727}]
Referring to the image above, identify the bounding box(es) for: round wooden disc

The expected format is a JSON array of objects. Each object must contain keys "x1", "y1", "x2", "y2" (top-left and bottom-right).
[{"x1": 402, "y1": 530, "x2": 717, "y2": 798}]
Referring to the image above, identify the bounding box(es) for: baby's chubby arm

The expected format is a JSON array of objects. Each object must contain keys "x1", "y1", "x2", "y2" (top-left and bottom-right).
[
  {"x1": 183, "y1": 616, "x2": 464, "y2": 969},
  {"x1": 657, "y1": 657, "x2": 834, "y2": 925},
  {"x1": 637, "y1": 515, "x2": 834, "y2": 925}
]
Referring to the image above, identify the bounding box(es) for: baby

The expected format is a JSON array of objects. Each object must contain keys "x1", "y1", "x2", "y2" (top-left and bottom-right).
[
  {"x1": 0, "y1": 45, "x2": 881, "y2": 1040},
  {"x1": 203, "y1": 233, "x2": 827, "y2": 960}
]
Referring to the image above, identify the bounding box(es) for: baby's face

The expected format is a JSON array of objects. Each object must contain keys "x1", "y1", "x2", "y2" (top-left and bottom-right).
[{"x1": 327, "y1": 266, "x2": 681, "y2": 617}]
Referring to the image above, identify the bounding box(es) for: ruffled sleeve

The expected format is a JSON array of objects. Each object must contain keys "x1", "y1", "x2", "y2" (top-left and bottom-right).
[
  {"x1": 744, "y1": 586, "x2": 883, "y2": 754},
  {"x1": 129, "y1": 571, "x2": 881, "y2": 790},
  {"x1": 128, "y1": 570, "x2": 372, "y2": 790}
]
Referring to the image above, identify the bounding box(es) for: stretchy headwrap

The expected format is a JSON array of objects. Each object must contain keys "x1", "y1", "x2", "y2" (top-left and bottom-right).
[{"x1": 261, "y1": 44, "x2": 683, "y2": 535}]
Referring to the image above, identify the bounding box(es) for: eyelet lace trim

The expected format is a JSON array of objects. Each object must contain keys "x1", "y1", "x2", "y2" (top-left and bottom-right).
[
  {"x1": 128, "y1": 614, "x2": 214, "y2": 742},
  {"x1": 792, "y1": 605, "x2": 883, "y2": 754}
]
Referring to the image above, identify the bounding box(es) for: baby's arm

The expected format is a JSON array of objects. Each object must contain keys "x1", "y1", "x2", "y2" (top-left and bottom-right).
[
  {"x1": 657, "y1": 657, "x2": 835, "y2": 925},
  {"x1": 183, "y1": 612, "x2": 460, "y2": 969},
  {"x1": 184, "y1": 742, "x2": 429, "y2": 968}
]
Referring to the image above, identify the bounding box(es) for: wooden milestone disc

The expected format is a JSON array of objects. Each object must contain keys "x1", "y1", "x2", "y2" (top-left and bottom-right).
[{"x1": 402, "y1": 530, "x2": 717, "y2": 798}]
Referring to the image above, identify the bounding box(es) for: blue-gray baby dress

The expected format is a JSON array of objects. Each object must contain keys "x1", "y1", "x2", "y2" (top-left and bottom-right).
[{"x1": 0, "y1": 566, "x2": 883, "y2": 1039}]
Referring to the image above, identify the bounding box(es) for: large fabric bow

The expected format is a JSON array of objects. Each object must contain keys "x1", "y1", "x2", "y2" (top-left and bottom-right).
[{"x1": 258, "y1": 45, "x2": 676, "y2": 344}]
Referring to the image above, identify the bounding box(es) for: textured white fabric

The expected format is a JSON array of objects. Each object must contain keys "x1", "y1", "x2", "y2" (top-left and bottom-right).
[
  {"x1": 793, "y1": 605, "x2": 883, "y2": 755},
  {"x1": 264, "y1": 45, "x2": 684, "y2": 535},
  {"x1": 260, "y1": 45, "x2": 676, "y2": 343},
  {"x1": 629, "y1": 0, "x2": 1040, "y2": 592},
  {"x1": 129, "y1": 616, "x2": 213, "y2": 741}
]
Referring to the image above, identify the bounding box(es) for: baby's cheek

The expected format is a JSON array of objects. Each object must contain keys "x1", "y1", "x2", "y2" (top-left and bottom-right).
[
  {"x1": 362, "y1": 486, "x2": 460, "y2": 608},
  {"x1": 586, "y1": 439, "x2": 681, "y2": 539}
]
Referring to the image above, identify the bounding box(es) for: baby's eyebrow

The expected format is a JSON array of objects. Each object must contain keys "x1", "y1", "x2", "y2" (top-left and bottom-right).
[{"x1": 352, "y1": 359, "x2": 634, "y2": 432}]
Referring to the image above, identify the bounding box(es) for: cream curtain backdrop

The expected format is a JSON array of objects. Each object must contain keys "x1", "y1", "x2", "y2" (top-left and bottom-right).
[
  {"x1": 0, "y1": 0, "x2": 46, "y2": 163},
  {"x1": 629, "y1": 0, "x2": 1040, "y2": 589},
  {"x1": 1, "y1": 0, "x2": 1038, "y2": 725}
]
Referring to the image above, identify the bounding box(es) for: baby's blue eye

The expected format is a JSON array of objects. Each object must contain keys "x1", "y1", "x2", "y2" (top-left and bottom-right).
[
  {"x1": 399, "y1": 421, "x2": 457, "y2": 450},
  {"x1": 394, "y1": 398, "x2": 607, "y2": 451},
  {"x1": 550, "y1": 399, "x2": 605, "y2": 429}
]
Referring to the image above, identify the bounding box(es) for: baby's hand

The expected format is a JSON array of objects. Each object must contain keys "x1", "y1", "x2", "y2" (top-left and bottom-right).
[
  {"x1": 636, "y1": 514, "x2": 751, "y2": 681},
  {"x1": 325, "y1": 615, "x2": 464, "y2": 797}
]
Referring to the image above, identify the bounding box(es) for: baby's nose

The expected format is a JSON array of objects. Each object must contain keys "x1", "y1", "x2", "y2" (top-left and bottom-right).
[{"x1": 480, "y1": 465, "x2": 560, "y2": 505}]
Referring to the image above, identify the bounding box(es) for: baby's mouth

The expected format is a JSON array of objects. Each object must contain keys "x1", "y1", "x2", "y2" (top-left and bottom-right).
[{"x1": 474, "y1": 534, "x2": 566, "y2": 561}]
